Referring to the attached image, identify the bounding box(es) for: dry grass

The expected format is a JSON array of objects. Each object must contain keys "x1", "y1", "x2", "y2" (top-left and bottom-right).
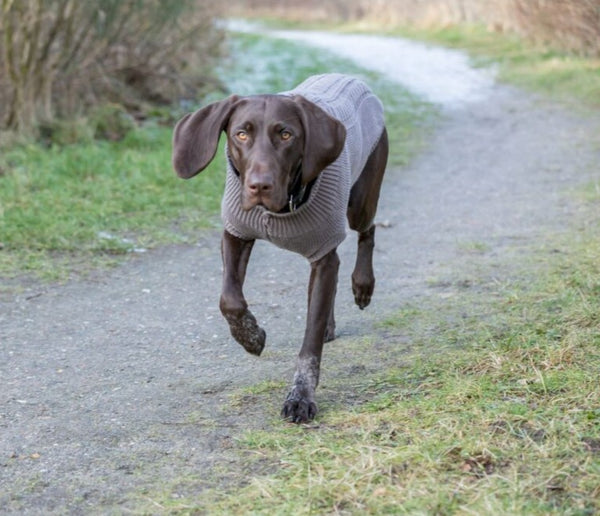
[{"x1": 512, "y1": 0, "x2": 600, "y2": 56}]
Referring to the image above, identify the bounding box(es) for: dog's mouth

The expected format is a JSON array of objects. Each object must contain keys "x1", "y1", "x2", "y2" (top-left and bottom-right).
[
  {"x1": 243, "y1": 195, "x2": 286, "y2": 212},
  {"x1": 241, "y1": 181, "x2": 315, "y2": 214}
]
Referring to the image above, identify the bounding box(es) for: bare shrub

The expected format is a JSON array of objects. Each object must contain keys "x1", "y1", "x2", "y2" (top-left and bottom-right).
[{"x1": 0, "y1": 0, "x2": 224, "y2": 134}]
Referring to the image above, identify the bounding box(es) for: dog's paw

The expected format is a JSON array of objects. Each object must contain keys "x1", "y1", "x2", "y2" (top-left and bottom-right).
[
  {"x1": 281, "y1": 391, "x2": 317, "y2": 423},
  {"x1": 225, "y1": 310, "x2": 266, "y2": 356},
  {"x1": 352, "y1": 272, "x2": 374, "y2": 310}
]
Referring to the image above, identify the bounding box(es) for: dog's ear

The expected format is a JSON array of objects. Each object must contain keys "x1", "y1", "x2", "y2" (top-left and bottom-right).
[
  {"x1": 172, "y1": 95, "x2": 240, "y2": 179},
  {"x1": 293, "y1": 95, "x2": 346, "y2": 184}
]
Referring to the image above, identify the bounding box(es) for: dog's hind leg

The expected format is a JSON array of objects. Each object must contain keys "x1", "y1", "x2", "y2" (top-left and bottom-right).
[
  {"x1": 347, "y1": 128, "x2": 389, "y2": 310},
  {"x1": 219, "y1": 230, "x2": 266, "y2": 356}
]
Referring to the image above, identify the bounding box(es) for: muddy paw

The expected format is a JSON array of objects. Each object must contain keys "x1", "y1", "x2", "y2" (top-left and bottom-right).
[
  {"x1": 281, "y1": 392, "x2": 317, "y2": 423},
  {"x1": 352, "y1": 273, "x2": 374, "y2": 310},
  {"x1": 224, "y1": 310, "x2": 266, "y2": 356}
]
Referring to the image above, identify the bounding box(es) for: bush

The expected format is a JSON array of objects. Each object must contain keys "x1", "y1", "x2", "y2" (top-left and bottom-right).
[
  {"x1": 0, "y1": 0, "x2": 224, "y2": 135},
  {"x1": 89, "y1": 104, "x2": 137, "y2": 142}
]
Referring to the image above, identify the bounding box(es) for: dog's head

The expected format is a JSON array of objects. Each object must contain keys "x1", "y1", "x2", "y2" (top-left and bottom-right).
[{"x1": 172, "y1": 94, "x2": 346, "y2": 212}]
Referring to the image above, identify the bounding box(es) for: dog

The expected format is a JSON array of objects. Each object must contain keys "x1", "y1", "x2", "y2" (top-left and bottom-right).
[{"x1": 172, "y1": 74, "x2": 388, "y2": 423}]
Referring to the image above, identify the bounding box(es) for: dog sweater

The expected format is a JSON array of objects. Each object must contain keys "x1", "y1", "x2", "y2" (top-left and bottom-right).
[{"x1": 221, "y1": 73, "x2": 385, "y2": 262}]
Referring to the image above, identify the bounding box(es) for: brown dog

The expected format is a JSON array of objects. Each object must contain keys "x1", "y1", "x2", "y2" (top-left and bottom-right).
[{"x1": 172, "y1": 74, "x2": 388, "y2": 423}]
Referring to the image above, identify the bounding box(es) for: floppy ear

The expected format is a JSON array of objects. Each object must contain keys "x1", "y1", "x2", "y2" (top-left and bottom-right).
[
  {"x1": 293, "y1": 95, "x2": 346, "y2": 184},
  {"x1": 172, "y1": 95, "x2": 240, "y2": 179}
]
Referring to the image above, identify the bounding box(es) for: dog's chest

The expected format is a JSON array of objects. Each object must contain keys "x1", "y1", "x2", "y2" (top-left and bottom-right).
[{"x1": 221, "y1": 150, "x2": 351, "y2": 262}]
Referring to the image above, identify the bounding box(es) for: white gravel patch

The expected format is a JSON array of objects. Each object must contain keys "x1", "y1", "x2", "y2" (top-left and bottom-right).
[{"x1": 274, "y1": 31, "x2": 496, "y2": 107}]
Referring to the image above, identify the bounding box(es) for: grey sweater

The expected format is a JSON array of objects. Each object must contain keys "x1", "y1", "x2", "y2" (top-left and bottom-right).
[{"x1": 221, "y1": 73, "x2": 385, "y2": 262}]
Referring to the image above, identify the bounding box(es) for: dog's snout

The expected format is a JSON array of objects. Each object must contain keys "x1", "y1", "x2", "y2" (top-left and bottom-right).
[{"x1": 242, "y1": 170, "x2": 284, "y2": 211}]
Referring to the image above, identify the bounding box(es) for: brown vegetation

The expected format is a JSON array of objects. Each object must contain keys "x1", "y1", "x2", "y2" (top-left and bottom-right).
[
  {"x1": 512, "y1": 0, "x2": 600, "y2": 55},
  {"x1": 227, "y1": 0, "x2": 600, "y2": 56},
  {"x1": 0, "y1": 0, "x2": 223, "y2": 134}
]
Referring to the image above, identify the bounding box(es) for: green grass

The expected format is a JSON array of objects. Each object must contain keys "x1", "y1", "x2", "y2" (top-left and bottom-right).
[
  {"x1": 0, "y1": 126, "x2": 226, "y2": 280},
  {"x1": 0, "y1": 32, "x2": 432, "y2": 282},
  {"x1": 136, "y1": 200, "x2": 600, "y2": 515}
]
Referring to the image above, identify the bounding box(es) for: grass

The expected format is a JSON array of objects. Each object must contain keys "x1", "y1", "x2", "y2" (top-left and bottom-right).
[
  {"x1": 0, "y1": 32, "x2": 432, "y2": 282},
  {"x1": 0, "y1": 127, "x2": 225, "y2": 280},
  {"x1": 137, "y1": 198, "x2": 600, "y2": 515}
]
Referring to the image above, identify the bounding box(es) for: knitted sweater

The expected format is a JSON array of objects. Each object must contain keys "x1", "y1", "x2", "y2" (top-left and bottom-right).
[{"x1": 221, "y1": 73, "x2": 385, "y2": 262}]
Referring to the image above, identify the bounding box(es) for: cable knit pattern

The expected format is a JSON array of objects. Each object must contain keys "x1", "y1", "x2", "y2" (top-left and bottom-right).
[{"x1": 221, "y1": 74, "x2": 385, "y2": 262}]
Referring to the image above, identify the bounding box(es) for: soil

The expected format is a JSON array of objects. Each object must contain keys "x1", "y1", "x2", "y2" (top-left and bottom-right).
[{"x1": 1, "y1": 30, "x2": 599, "y2": 513}]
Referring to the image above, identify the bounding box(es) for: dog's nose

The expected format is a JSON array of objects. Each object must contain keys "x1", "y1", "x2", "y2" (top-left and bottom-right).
[{"x1": 247, "y1": 178, "x2": 274, "y2": 194}]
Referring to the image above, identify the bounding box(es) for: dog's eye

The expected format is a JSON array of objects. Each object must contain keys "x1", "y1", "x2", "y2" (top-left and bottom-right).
[
  {"x1": 280, "y1": 130, "x2": 292, "y2": 141},
  {"x1": 236, "y1": 130, "x2": 248, "y2": 141}
]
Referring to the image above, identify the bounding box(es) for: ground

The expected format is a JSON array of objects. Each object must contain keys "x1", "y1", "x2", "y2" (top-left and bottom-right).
[{"x1": 1, "y1": 30, "x2": 599, "y2": 513}]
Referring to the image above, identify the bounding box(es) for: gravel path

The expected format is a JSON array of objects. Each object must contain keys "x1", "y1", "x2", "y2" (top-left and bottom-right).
[{"x1": 1, "y1": 29, "x2": 599, "y2": 513}]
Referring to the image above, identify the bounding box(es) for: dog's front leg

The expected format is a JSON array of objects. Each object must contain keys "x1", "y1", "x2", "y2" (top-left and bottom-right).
[
  {"x1": 219, "y1": 230, "x2": 266, "y2": 356},
  {"x1": 282, "y1": 249, "x2": 340, "y2": 423}
]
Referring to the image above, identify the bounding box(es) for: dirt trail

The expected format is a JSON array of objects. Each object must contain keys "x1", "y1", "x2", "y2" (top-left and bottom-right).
[{"x1": 1, "y1": 30, "x2": 599, "y2": 513}]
